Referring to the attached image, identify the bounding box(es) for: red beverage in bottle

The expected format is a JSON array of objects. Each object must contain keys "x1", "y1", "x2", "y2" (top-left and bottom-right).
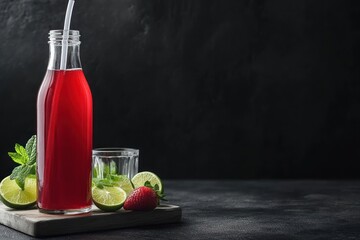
[{"x1": 37, "y1": 30, "x2": 92, "y2": 214}]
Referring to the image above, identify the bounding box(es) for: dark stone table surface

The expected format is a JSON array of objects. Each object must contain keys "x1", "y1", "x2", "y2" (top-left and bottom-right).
[{"x1": 0, "y1": 180, "x2": 359, "y2": 239}]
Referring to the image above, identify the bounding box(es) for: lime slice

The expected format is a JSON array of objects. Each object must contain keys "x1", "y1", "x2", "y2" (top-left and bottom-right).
[
  {"x1": 0, "y1": 176, "x2": 37, "y2": 209},
  {"x1": 92, "y1": 186, "x2": 127, "y2": 212},
  {"x1": 111, "y1": 175, "x2": 134, "y2": 195},
  {"x1": 131, "y1": 171, "x2": 163, "y2": 193}
]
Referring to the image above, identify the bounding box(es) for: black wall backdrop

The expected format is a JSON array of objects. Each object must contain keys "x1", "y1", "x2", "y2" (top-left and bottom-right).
[{"x1": 0, "y1": 0, "x2": 359, "y2": 179}]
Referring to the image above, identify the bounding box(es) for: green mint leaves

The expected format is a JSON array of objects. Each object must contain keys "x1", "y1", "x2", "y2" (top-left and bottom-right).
[
  {"x1": 25, "y1": 135, "x2": 37, "y2": 165},
  {"x1": 93, "y1": 174, "x2": 125, "y2": 189},
  {"x1": 10, "y1": 165, "x2": 35, "y2": 190},
  {"x1": 8, "y1": 135, "x2": 37, "y2": 190},
  {"x1": 8, "y1": 144, "x2": 28, "y2": 165},
  {"x1": 93, "y1": 178, "x2": 115, "y2": 189}
]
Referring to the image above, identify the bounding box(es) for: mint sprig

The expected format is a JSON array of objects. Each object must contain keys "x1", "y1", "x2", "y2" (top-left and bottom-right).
[
  {"x1": 8, "y1": 144, "x2": 28, "y2": 165},
  {"x1": 93, "y1": 178, "x2": 116, "y2": 189},
  {"x1": 8, "y1": 135, "x2": 37, "y2": 190},
  {"x1": 25, "y1": 135, "x2": 37, "y2": 165},
  {"x1": 93, "y1": 173, "x2": 123, "y2": 189}
]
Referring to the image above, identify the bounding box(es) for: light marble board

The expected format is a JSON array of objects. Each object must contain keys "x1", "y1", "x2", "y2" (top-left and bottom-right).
[{"x1": 0, "y1": 203, "x2": 181, "y2": 237}]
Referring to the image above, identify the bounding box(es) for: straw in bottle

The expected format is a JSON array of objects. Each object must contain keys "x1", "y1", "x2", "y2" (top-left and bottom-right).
[{"x1": 60, "y1": 0, "x2": 75, "y2": 70}]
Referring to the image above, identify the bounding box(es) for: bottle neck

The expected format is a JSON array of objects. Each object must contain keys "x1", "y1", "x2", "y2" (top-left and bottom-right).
[{"x1": 47, "y1": 30, "x2": 82, "y2": 70}]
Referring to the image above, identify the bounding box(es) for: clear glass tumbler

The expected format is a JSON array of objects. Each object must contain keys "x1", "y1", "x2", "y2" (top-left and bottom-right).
[{"x1": 92, "y1": 148, "x2": 139, "y2": 180}]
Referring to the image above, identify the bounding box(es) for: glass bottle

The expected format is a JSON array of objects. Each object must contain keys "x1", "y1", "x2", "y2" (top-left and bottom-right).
[{"x1": 37, "y1": 30, "x2": 92, "y2": 214}]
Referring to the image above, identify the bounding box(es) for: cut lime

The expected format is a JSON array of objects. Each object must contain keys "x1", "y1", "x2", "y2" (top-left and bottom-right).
[
  {"x1": 0, "y1": 176, "x2": 37, "y2": 209},
  {"x1": 131, "y1": 171, "x2": 163, "y2": 193},
  {"x1": 92, "y1": 186, "x2": 127, "y2": 212},
  {"x1": 111, "y1": 175, "x2": 134, "y2": 195}
]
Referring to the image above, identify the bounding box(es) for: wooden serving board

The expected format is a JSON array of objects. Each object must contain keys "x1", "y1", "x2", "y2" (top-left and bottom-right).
[{"x1": 0, "y1": 203, "x2": 181, "y2": 237}]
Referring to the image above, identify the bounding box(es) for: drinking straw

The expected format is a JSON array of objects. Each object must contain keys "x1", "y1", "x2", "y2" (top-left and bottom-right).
[{"x1": 60, "y1": 0, "x2": 75, "y2": 70}]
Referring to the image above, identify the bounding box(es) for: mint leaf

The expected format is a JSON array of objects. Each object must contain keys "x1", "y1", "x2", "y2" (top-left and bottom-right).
[
  {"x1": 10, "y1": 165, "x2": 32, "y2": 190},
  {"x1": 15, "y1": 143, "x2": 28, "y2": 159},
  {"x1": 8, "y1": 152, "x2": 26, "y2": 165},
  {"x1": 93, "y1": 178, "x2": 117, "y2": 189},
  {"x1": 15, "y1": 143, "x2": 29, "y2": 164},
  {"x1": 8, "y1": 135, "x2": 37, "y2": 190},
  {"x1": 102, "y1": 179, "x2": 115, "y2": 187},
  {"x1": 8, "y1": 141, "x2": 31, "y2": 165},
  {"x1": 111, "y1": 175, "x2": 122, "y2": 182},
  {"x1": 25, "y1": 135, "x2": 36, "y2": 165},
  {"x1": 29, "y1": 164, "x2": 36, "y2": 175}
]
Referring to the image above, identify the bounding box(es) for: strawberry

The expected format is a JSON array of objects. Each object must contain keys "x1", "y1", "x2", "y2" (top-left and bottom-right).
[{"x1": 123, "y1": 181, "x2": 166, "y2": 211}]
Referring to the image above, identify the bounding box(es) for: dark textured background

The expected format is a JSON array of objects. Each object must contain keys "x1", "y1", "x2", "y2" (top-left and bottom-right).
[{"x1": 0, "y1": 0, "x2": 359, "y2": 179}]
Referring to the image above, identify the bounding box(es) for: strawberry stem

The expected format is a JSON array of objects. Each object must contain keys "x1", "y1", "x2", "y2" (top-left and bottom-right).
[{"x1": 144, "y1": 181, "x2": 167, "y2": 201}]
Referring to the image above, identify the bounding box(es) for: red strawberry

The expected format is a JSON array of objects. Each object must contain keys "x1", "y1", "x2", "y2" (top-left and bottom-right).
[
  {"x1": 124, "y1": 186, "x2": 158, "y2": 211},
  {"x1": 123, "y1": 181, "x2": 166, "y2": 211}
]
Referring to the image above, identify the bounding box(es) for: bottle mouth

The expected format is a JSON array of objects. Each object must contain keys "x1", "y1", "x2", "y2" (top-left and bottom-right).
[{"x1": 48, "y1": 30, "x2": 80, "y2": 45}]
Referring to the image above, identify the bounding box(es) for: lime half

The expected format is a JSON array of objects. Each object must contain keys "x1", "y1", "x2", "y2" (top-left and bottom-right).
[
  {"x1": 92, "y1": 186, "x2": 127, "y2": 212},
  {"x1": 131, "y1": 171, "x2": 163, "y2": 193},
  {"x1": 111, "y1": 175, "x2": 134, "y2": 196},
  {"x1": 0, "y1": 176, "x2": 37, "y2": 209}
]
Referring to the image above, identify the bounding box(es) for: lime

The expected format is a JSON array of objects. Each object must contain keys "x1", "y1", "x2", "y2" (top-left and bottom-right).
[
  {"x1": 131, "y1": 171, "x2": 163, "y2": 193},
  {"x1": 0, "y1": 176, "x2": 37, "y2": 209},
  {"x1": 92, "y1": 186, "x2": 127, "y2": 212},
  {"x1": 111, "y1": 175, "x2": 134, "y2": 196}
]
